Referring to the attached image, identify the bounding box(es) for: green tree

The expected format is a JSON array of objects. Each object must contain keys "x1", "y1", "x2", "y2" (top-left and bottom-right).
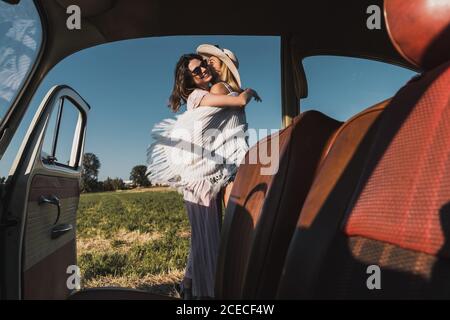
[
  {"x1": 103, "y1": 177, "x2": 115, "y2": 192},
  {"x1": 103, "y1": 177, "x2": 125, "y2": 192},
  {"x1": 112, "y1": 178, "x2": 125, "y2": 191},
  {"x1": 130, "y1": 165, "x2": 151, "y2": 187},
  {"x1": 81, "y1": 153, "x2": 101, "y2": 192},
  {"x1": 95, "y1": 181, "x2": 104, "y2": 192}
]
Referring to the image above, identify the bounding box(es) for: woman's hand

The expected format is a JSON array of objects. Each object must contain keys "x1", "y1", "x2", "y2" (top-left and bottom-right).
[
  {"x1": 244, "y1": 88, "x2": 262, "y2": 102},
  {"x1": 240, "y1": 88, "x2": 262, "y2": 105}
]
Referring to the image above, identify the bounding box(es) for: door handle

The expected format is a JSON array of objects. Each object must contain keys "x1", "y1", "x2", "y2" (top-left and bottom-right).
[
  {"x1": 51, "y1": 223, "x2": 73, "y2": 239},
  {"x1": 38, "y1": 195, "x2": 61, "y2": 225}
]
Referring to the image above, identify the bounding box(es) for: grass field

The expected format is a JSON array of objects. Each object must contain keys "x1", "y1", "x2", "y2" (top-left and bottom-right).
[{"x1": 77, "y1": 188, "x2": 190, "y2": 297}]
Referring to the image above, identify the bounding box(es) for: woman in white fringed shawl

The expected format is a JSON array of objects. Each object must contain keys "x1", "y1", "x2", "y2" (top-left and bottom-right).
[{"x1": 147, "y1": 49, "x2": 260, "y2": 299}]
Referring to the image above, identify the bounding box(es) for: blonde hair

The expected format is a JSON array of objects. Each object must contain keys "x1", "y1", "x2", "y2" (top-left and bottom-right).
[{"x1": 218, "y1": 60, "x2": 241, "y2": 92}]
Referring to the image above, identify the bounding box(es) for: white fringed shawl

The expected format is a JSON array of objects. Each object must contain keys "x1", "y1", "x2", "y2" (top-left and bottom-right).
[{"x1": 146, "y1": 89, "x2": 249, "y2": 206}]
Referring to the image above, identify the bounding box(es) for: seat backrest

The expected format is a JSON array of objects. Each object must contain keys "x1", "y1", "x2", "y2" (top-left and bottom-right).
[
  {"x1": 277, "y1": 99, "x2": 391, "y2": 298},
  {"x1": 278, "y1": 0, "x2": 450, "y2": 299},
  {"x1": 215, "y1": 110, "x2": 341, "y2": 299}
]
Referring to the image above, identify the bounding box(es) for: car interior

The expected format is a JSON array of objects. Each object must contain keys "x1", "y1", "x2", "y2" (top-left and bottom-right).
[{"x1": 0, "y1": 0, "x2": 449, "y2": 299}]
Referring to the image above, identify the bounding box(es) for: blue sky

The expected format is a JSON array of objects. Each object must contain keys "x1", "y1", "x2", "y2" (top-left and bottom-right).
[{"x1": 0, "y1": 36, "x2": 416, "y2": 181}]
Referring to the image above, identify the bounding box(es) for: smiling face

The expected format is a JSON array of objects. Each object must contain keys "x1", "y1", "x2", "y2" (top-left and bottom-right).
[
  {"x1": 207, "y1": 56, "x2": 223, "y2": 76},
  {"x1": 188, "y1": 58, "x2": 213, "y2": 89}
]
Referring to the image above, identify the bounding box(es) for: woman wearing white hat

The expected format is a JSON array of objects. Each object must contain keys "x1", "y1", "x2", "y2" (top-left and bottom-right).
[
  {"x1": 197, "y1": 44, "x2": 242, "y2": 91},
  {"x1": 147, "y1": 49, "x2": 260, "y2": 299},
  {"x1": 196, "y1": 44, "x2": 248, "y2": 206}
]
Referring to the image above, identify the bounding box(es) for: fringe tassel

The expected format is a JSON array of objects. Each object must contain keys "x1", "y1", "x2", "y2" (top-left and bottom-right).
[{"x1": 146, "y1": 110, "x2": 249, "y2": 205}]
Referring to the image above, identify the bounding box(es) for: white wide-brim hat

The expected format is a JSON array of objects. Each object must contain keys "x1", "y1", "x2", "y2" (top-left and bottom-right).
[{"x1": 196, "y1": 44, "x2": 242, "y2": 88}]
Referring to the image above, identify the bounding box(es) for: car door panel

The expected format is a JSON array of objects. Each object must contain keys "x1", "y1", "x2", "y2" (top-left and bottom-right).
[
  {"x1": 22, "y1": 175, "x2": 79, "y2": 299},
  {"x1": 23, "y1": 238, "x2": 76, "y2": 300},
  {"x1": 0, "y1": 86, "x2": 89, "y2": 300}
]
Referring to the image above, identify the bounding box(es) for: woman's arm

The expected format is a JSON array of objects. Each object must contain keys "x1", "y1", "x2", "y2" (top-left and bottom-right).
[
  {"x1": 199, "y1": 93, "x2": 246, "y2": 108},
  {"x1": 199, "y1": 87, "x2": 260, "y2": 108}
]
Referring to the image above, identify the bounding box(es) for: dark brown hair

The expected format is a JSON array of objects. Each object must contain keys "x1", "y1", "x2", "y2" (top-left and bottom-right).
[{"x1": 168, "y1": 53, "x2": 204, "y2": 112}]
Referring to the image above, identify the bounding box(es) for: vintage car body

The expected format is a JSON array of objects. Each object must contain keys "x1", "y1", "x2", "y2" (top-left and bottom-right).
[{"x1": 0, "y1": 0, "x2": 448, "y2": 299}]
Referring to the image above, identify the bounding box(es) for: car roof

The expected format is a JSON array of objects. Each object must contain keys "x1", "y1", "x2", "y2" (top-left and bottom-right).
[{"x1": 39, "y1": 0, "x2": 418, "y2": 72}]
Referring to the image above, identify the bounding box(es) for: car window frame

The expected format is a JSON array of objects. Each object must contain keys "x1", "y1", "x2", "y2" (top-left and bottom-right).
[
  {"x1": 40, "y1": 95, "x2": 87, "y2": 172},
  {"x1": 298, "y1": 53, "x2": 419, "y2": 119}
]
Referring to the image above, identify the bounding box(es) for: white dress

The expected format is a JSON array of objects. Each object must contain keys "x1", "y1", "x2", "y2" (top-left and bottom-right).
[
  {"x1": 146, "y1": 84, "x2": 248, "y2": 298},
  {"x1": 147, "y1": 85, "x2": 249, "y2": 206}
]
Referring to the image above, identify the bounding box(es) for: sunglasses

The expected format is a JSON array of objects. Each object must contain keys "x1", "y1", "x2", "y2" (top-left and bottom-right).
[{"x1": 189, "y1": 60, "x2": 208, "y2": 77}]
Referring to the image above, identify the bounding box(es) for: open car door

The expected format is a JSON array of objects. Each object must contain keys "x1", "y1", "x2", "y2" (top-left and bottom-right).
[{"x1": 0, "y1": 85, "x2": 89, "y2": 300}]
